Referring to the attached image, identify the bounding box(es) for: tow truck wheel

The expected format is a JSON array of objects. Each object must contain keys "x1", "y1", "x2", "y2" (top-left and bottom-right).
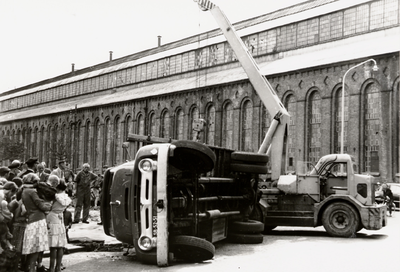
[
  {"x1": 169, "y1": 140, "x2": 216, "y2": 173},
  {"x1": 229, "y1": 220, "x2": 265, "y2": 233},
  {"x1": 228, "y1": 232, "x2": 264, "y2": 244},
  {"x1": 322, "y1": 202, "x2": 360, "y2": 238},
  {"x1": 170, "y1": 235, "x2": 215, "y2": 262}
]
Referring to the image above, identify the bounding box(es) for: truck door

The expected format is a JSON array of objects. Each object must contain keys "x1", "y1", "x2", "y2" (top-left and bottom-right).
[{"x1": 109, "y1": 165, "x2": 134, "y2": 244}]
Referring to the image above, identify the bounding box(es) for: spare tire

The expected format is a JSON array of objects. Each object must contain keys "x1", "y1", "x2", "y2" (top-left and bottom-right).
[
  {"x1": 229, "y1": 220, "x2": 265, "y2": 234},
  {"x1": 169, "y1": 140, "x2": 216, "y2": 173},
  {"x1": 227, "y1": 232, "x2": 264, "y2": 244},
  {"x1": 170, "y1": 235, "x2": 215, "y2": 262}
]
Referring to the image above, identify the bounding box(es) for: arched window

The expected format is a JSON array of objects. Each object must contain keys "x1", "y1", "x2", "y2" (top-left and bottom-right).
[
  {"x1": 149, "y1": 111, "x2": 156, "y2": 136},
  {"x1": 137, "y1": 114, "x2": 145, "y2": 135},
  {"x1": 52, "y1": 125, "x2": 57, "y2": 166},
  {"x1": 40, "y1": 127, "x2": 45, "y2": 163},
  {"x1": 363, "y1": 83, "x2": 381, "y2": 173},
  {"x1": 26, "y1": 127, "x2": 32, "y2": 157},
  {"x1": 104, "y1": 118, "x2": 111, "y2": 167},
  {"x1": 113, "y1": 116, "x2": 121, "y2": 166},
  {"x1": 76, "y1": 122, "x2": 82, "y2": 169},
  {"x1": 94, "y1": 119, "x2": 101, "y2": 170},
  {"x1": 206, "y1": 104, "x2": 216, "y2": 146},
  {"x1": 334, "y1": 88, "x2": 349, "y2": 153},
  {"x1": 84, "y1": 121, "x2": 91, "y2": 164},
  {"x1": 161, "y1": 110, "x2": 170, "y2": 138},
  {"x1": 222, "y1": 101, "x2": 234, "y2": 149},
  {"x1": 285, "y1": 94, "x2": 297, "y2": 172},
  {"x1": 175, "y1": 109, "x2": 184, "y2": 140},
  {"x1": 189, "y1": 106, "x2": 199, "y2": 141},
  {"x1": 307, "y1": 91, "x2": 322, "y2": 164},
  {"x1": 123, "y1": 115, "x2": 133, "y2": 161},
  {"x1": 33, "y1": 127, "x2": 39, "y2": 158},
  {"x1": 241, "y1": 100, "x2": 253, "y2": 151}
]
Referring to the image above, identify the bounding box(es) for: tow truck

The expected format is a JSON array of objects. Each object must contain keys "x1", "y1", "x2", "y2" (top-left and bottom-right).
[{"x1": 101, "y1": 0, "x2": 387, "y2": 266}]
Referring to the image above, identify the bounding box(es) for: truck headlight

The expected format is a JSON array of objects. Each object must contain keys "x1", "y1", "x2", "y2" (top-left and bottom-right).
[
  {"x1": 139, "y1": 159, "x2": 157, "y2": 172},
  {"x1": 138, "y1": 236, "x2": 156, "y2": 251}
]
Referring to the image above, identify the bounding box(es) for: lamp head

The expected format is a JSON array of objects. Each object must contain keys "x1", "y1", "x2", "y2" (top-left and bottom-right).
[{"x1": 372, "y1": 64, "x2": 379, "y2": 71}]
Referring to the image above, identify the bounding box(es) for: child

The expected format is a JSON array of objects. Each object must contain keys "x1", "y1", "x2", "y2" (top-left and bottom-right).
[
  {"x1": 46, "y1": 178, "x2": 71, "y2": 272},
  {"x1": 63, "y1": 208, "x2": 72, "y2": 243}
]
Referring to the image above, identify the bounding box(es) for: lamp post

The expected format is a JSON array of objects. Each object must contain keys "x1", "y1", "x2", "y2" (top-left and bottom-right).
[{"x1": 340, "y1": 59, "x2": 378, "y2": 154}]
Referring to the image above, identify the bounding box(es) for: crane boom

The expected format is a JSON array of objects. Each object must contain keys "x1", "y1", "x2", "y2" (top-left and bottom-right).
[{"x1": 195, "y1": 0, "x2": 290, "y2": 180}]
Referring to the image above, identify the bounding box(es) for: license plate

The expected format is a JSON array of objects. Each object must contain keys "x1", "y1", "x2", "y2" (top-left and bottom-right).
[{"x1": 152, "y1": 216, "x2": 157, "y2": 237}]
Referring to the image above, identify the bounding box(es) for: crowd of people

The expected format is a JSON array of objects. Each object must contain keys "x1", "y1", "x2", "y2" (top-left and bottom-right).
[{"x1": 0, "y1": 157, "x2": 103, "y2": 272}]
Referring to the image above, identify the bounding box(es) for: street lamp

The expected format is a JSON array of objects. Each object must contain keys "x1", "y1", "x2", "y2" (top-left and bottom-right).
[{"x1": 340, "y1": 59, "x2": 378, "y2": 154}]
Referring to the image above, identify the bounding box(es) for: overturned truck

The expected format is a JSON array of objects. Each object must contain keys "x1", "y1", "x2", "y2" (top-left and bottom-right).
[{"x1": 101, "y1": 136, "x2": 266, "y2": 266}]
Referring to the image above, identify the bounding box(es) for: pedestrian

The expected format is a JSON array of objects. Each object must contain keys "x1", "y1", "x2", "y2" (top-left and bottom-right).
[
  {"x1": 0, "y1": 166, "x2": 10, "y2": 185},
  {"x1": 90, "y1": 174, "x2": 103, "y2": 209},
  {"x1": 46, "y1": 177, "x2": 71, "y2": 272},
  {"x1": 63, "y1": 208, "x2": 72, "y2": 243},
  {"x1": 64, "y1": 164, "x2": 75, "y2": 198},
  {"x1": 19, "y1": 158, "x2": 39, "y2": 179},
  {"x1": 37, "y1": 163, "x2": 50, "y2": 183},
  {"x1": 51, "y1": 159, "x2": 66, "y2": 183},
  {"x1": 0, "y1": 182, "x2": 18, "y2": 251},
  {"x1": 73, "y1": 163, "x2": 97, "y2": 224},
  {"x1": 9, "y1": 179, "x2": 28, "y2": 272},
  {"x1": 381, "y1": 183, "x2": 394, "y2": 217},
  {"x1": 0, "y1": 182, "x2": 19, "y2": 272},
  {"x1": 7, "y1": 160, "x2": 22, "y2": 181},
  {"x1": 21, "y1": 173, "x2": 52, "y2": 272}
]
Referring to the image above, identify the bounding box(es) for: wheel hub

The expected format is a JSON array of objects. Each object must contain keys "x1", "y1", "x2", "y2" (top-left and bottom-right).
[{"x1": 332, "y1": 212, "x2": 348, "y2": 229}]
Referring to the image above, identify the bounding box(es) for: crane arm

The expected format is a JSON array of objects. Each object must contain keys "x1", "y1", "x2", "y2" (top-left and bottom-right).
[{"x1": 195, "y1": 0, "x2": 290, "y2": 180}]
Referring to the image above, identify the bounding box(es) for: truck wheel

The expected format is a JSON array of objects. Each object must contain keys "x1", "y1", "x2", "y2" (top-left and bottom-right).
[
  {"x1": 230, "y1": 163, "x2": 268, "y2": 174},
  {"x1": 170, "y1": 235, "x2": 215, "y2": 262},
  {"x1": 228, "y1": 232, "x2": 263, "y2": 244},
  {"x1": 169, "y1": 140, "x2": 216, "y2": 173},
  {"x1": 231, "y1": 151, "x2": 269, "y2": 164},
  {"x1": 322, "y1": 202, "x2": 360, "y2": 238},
  {"x1": 229, "y1": 220, "x2": 264, "y2": 233}
]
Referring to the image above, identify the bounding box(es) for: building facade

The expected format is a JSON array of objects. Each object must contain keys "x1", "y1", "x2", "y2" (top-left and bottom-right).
[{"x1": 0, "y1": 0, "x2": 399, "y2": 180}]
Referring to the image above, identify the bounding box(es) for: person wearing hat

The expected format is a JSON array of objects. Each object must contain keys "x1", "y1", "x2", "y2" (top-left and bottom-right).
[
  {"x1": 7, "y1": 159, "x2": 22, "y2": 181},
  {"x1": 0, "y1": 181, "x2": 18, "y2": 253},
  {"x1": 21, "y1": 173, "x2": 52, "y2": 272},
  {"x1": 19, "y1": 158, "x2": 39, "y2": 179},
  {"x1": 51, "y1": 159, "x2": 66, "y2": 183},
  {"x1": 0, "y1": 166, "x2": 10, "y2": 185}
]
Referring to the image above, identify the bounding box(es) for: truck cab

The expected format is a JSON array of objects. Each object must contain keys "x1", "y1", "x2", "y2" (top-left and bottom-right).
[{"x1": 259, "y1": 154, "x2": 387, "y2": 236}]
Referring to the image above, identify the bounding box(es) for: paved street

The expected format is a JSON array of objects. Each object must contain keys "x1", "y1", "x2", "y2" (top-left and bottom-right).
[{"x1": 42, "y1": 211, "x2": 399, "y2": 272}]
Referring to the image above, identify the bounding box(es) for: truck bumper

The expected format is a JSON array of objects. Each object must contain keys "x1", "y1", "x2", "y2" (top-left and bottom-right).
[{"x1": 360, "y1": 204, "x2": 387, "y2": 230}]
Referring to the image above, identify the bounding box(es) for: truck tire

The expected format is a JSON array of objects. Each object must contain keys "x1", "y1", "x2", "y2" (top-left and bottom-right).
[
  {"x1": 231, "y1": 151, "x2": 269, "y2": 164},
  {"x1": 322, "y1": 202, "x2": 360, "y2": 238},
  {"x1": 229, "y1": 220, "x2": 265, "y2": 234},
  {"x1": 169, "y1": 140, "x2": 216, "y2": 173},
  {"x1": 170, "y1": 235, "x2": 215, "y2": 262},
  {"x1": 228, "y1": 232, "x2": 264, "y2": 244},
  {"x1": 230, "y1": 163, "x2": 268, "y2": 174}
]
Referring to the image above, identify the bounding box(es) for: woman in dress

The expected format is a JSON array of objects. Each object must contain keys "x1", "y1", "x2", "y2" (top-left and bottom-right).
[
  {"x1": 21, "y1": 173, "x2": 52, "y2": 272},
  {"x1": 46, "y1": 176, "x2": 71, "y2": 272}
]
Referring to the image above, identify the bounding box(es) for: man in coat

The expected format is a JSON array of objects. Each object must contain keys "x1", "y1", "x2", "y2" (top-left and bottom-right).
[{"x1": 73, "y1": 163, "x2": 97, "y2": 224}]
